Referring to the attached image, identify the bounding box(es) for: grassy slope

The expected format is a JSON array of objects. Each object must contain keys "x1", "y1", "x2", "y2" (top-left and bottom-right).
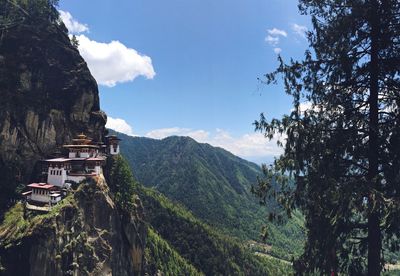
[{"x1": 109, "y1": 130, "x2": 304, "y2": 260}]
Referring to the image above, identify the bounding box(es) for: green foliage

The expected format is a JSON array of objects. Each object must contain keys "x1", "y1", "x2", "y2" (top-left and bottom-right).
[
  {"x1": 107, "y1": 155, "x2": 137, "y2": 212},
  {"x1": 0, "y1": 159, "x2": 25, "y2": 216},
  {"x1": 145, "y1": 227, "x2": 203, "y2": 276},
  {"x1": 254, "y1": 0, "x2": 400, "y2": 274},
  {"x1": 1, "y1": 0, "x2": 60, "y2": 26},
  {"x1": 140, "y1": 186, "x2": 292, "y2": 276},
  {"x1": 383, "y1": 269, "x2": 400, "y2": 276},
  {"x1": 71, "y1": 34, "x2": 79, "y2": 48},
  {"x1": 109, "y1": 130, "x2": 305, "y2": 260},
  {"x1": 0, "y1": 194, "x2": 75, "y2": 248}
]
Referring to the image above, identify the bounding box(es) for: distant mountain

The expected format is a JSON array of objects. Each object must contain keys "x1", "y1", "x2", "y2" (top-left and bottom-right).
[{"x1": 109, "y1": 130, "x2": 304, "y2": 260}]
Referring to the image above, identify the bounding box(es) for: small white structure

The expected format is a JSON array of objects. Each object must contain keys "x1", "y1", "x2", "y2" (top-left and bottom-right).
[
  {"x1": 46, "y1": 158, "x2": 71, "y2": 187},
  {"x1": 106, "y1": 135, "x2": 121, "y2": 155},
  {"x1": 24, "y1": 183, "x2": 62, "y2": 204},
  {"x1": 85, "y1": 157, "x2": 104, "y2": 175}
]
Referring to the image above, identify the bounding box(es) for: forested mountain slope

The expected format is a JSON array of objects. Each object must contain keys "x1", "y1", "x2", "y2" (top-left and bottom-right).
[
  {"x1": 140, "y1": 186, "x2": 291, "y2": 275},
  {"x1": 109, "y1": 130, "x2": 304, "y2": 260}
]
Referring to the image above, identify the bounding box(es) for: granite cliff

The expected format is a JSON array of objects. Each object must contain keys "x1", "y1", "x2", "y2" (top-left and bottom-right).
[
  {"x1": 0, "y1": 175, "x2": 146, "y2": 276},
  {"x1": 0, "y1": 0, "x2": 106, "y2": 210},
  {"x1": 0, "y1": 2, "x2": 146, "y2": 275}
]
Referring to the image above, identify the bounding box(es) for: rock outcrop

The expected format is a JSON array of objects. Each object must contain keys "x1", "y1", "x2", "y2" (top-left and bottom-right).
[
  {"x1": 0, "y1": 4, "x2": 106, "y2": 209},
  {"x1": 0, "y1": 176, "x2": 146, "y2": 276},
  {"x1": 0, "y1": 3, "x2": 147, "y2": 275}
]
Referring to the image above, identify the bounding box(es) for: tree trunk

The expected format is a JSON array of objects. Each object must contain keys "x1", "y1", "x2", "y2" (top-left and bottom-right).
[{"x1": 368, "y1": 1, "x2": 381, "y2": 275}]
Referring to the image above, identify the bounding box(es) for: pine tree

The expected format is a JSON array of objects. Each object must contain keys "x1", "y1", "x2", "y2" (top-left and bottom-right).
[
  {"x1": 108, "y1": 155, "x2": 137, "y2": 212},
  {"x1": 71, "y1": 35, "x2": 79, "y2": 49},
  {"x1": 254, "y1": 0, "x2": 400, "y2": 274}
]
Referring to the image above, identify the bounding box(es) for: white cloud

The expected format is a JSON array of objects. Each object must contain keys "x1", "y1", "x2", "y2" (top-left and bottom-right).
[
  {"x1": 106, "y1": 117, "x2": 135, "y2": 136},
  {"x1": 293, "y1": 101, "x2": 324, "y2": 115},
  {"x1": 292, "y1": 23, "x2": 308, "y2": 39},
  {"x1": 59, "y1": 10, "x2": 155, "y2": 87},
  {"x1": 75, "y1": 35, "x2": 155, "y2": 87},
  {"x1": 299, "y1": 101, "x2": 313, "y2": 113},
  {"x1": 211, "y1": 129, "x2": 284, "y2": 158},
  {"x1": 59, "y1": 10, "x2": 89, "y2": 34},
  {"x1": 146, "y1": 127, "x2": 192, "y2": 139},
  {"x1": 265, "y1": 28, "x2": 287, "y2": 53},
  {"x1": 186, "y1": 130, "x2": 210, "y2": 142},
  {"x1": 268, "y1": 28, "x2": 287, "y2": 37},
  {"x1": 265, "y1": 35, "x2": 280, "y2": 46},
  {"x1": 145, "y1": 127, "x2": 284, "y2": 159}
]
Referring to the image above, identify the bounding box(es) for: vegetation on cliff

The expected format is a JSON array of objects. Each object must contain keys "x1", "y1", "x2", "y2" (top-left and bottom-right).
[
  {"x1": 1, "y1": 0, "x2": 60, "y2": 24},
  {"x1": 0, "y1": 194, "x2": 74, "y2": 249},
  {"x1": 0, "y1": 176, "x2": 146, "y2": 275},
  {"x1": 106, "y1": 155, "x2": 138, "y2": 212}
]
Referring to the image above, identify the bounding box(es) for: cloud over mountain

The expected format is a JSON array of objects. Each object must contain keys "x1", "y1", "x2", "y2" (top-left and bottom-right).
[
  {"x1": 76, "y1": 35, "x2": 155, "y2": 87},
  {"x1": 60, "y1": 10, "x2": 155, "y2": 87},
  {"x1": 59, "y1": 10, "x2": 89, "y2": 34},
  {"x1": 106, "y1": 117, "x2": 135, "y2": 136}
]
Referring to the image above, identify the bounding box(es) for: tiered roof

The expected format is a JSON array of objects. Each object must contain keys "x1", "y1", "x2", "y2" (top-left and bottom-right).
[{"x1": 63, "y1": 134, "x2": 100, "y2": 149}]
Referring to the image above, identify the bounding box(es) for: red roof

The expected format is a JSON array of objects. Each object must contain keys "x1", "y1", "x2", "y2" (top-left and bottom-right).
[{"x1": 28, "y1": 183, "x2": 55, "y2": 189}]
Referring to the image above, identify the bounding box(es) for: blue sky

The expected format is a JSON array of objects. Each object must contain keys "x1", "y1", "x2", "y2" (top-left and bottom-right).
[{"x1": 59, "y1": 0, "x2": 310, "y2": 163}]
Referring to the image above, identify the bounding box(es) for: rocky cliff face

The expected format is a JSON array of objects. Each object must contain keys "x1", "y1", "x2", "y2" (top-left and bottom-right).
[
  {"x1": 0, "y1": 4, "x2": 147, "y2": 275},
  {"x1": 0, "y1": 7, "x2": 106, "y2": 209},
  {"x1": 0, "y1": 176, "x2": 146, "y2": 276}
]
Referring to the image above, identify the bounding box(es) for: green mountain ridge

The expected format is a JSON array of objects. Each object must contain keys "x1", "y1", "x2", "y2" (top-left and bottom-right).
[{"x1": 108, "y1": 129, "x2": 305, "y2": 260}]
